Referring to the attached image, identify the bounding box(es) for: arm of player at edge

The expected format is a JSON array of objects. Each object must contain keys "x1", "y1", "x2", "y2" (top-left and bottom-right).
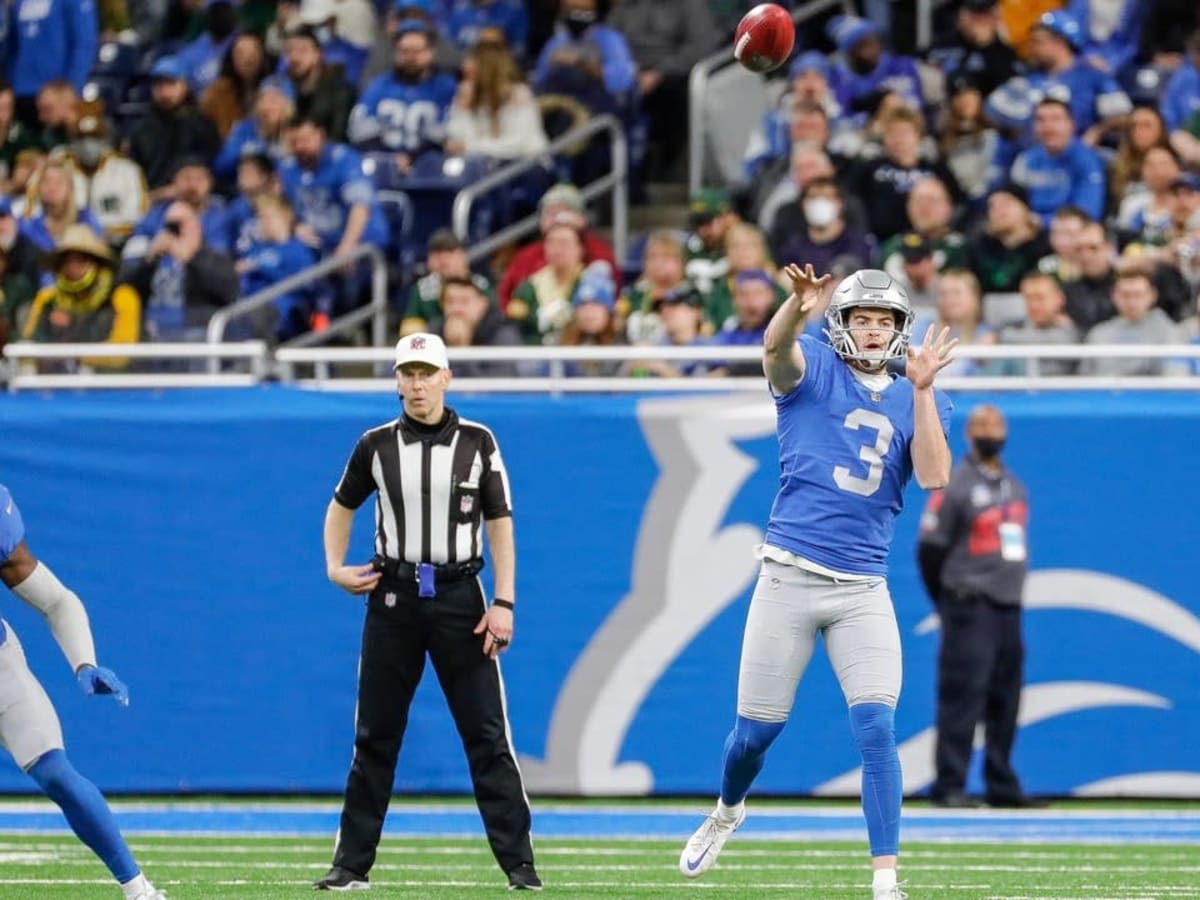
[
  {"x1": 763, "y1": 263, "x2": 832, "y2": 395},
  {"x1": 906, "y1": 324, "x2": 957, "y2": 490},
  {"x1": 1, "y1": 544, "x2": 98, "y2": 673}
]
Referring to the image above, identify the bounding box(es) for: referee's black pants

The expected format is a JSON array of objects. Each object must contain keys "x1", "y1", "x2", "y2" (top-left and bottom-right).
[
  {"x1": 332, "y1": 574, "x2": 533, "y2": 877},
  {"x1": 932, "y1": 594, "x2": 1025, "y2": 804}
]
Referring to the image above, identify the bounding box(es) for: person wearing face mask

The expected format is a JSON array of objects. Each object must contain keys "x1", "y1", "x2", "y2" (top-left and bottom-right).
[
  {"x1": 776, "y1": 177, "x2": 874, "y2": 278},
  {"x1": 348, "y1": 22, "x2": 457, "y2": 173},
  {"x1": 825, "y1": 15, "x2": 924, "y2": 118},
  {"x1": 66, "y1": 104, "x2": 149, "y2": 245},
  {"x1": 918, "y1": 404, "x2": 1044, "y2": 810},
  {"x1": 533, "y1": 0, "x2": 636, "y2": 100},
  {"x1": 175, "y1": 0, "x2": 242, "y2": 97}
]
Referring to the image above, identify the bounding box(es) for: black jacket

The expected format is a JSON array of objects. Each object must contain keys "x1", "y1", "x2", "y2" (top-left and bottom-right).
[
  {"x1": 432, "y1": 306, "x2": 523, "y2": 378},
  {"x1": 125, "y1": 102, "x2": 221, "y2": 189},
  {"x1": 293, "y1": 66, "x2": 357, "y2": 142},
  {"x1": 128, "y1": 245, "x2": 239, "y2": 331}
]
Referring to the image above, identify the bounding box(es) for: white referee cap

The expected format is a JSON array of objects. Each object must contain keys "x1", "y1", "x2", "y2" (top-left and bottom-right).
[{"x1": 394, "y1": 333, "x2": 450, "y2": 371}]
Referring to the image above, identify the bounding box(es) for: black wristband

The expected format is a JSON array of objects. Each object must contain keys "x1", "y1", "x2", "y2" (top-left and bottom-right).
[{"x1": 492, "y1": 598, "x2": 514, "y2": 610}]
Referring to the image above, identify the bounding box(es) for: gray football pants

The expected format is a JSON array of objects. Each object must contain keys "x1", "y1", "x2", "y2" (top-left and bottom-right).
[
  {"x1": 737, "y1": 559, "x2": 902, "y2": 722},
  {"x1": 0, "y1": 621, "x2": 65, "y2": 769}
]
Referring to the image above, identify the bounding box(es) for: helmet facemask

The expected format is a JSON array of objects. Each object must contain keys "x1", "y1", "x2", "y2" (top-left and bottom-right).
[{"x1": 824, "y1": 269, "x2": 916, "y2": 371}]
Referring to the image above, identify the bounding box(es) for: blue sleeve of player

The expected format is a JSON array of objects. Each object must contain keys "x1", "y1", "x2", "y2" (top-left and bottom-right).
[
  {"x1": 0, "y1": 485, "x2": 26, "y2": 563},
  {"x1": 777, "y1": 333, "x2": 833, "y2": 406}
]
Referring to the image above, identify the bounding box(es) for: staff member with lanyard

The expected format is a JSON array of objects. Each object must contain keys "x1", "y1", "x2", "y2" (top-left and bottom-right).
[
  {"x1": 315, "y1": 333, "x2": 541, "y2": 892},
  {"x1": 917, "y1": 404, "x2": 1045, "y2": 810}
]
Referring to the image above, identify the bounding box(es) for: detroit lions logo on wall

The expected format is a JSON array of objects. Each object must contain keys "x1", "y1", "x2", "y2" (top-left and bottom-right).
[{"x1": 519, "y1": 396, "x2": 1200, "y2": 797}]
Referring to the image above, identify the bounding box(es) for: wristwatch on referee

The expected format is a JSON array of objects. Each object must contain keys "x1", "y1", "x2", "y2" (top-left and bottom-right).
[{"x1": 492, "y1": 598, "x2": 514, "y2": 610}]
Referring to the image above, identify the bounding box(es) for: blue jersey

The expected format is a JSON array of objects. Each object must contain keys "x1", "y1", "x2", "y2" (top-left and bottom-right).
[
  {"x1": 1162, "y1": 62, "x2": 1200, "y2": 132},
  {"x1": 0, "y1": 484, "x2": 25, "y2": 564},
  {"x1": 8, "y1": 0, "x2": 97, "y2": 96},
  {"x1": 985, "y1": 64, "x2": 1131, "y2": 135},
  {"x1": 446, "y1": 0, "x2": 528, "y2": 56},
  {"x1": 20, "y1": 209, "x2": 105, "y2": 253},
  {"x1": 123, "y1": 198, "x2": 232, "y2": 261},
  {"x1": 212, "y1": 119, "x2": 289, "y2": 182},
  {"x1": 277, "y1": 143, "x2": 388, "y2": 251},
  {"x1": 347, "y1": 72, "x2": 457, "y2": 154},
  {"x1": 174, "y1": 32, "x2": 234, "y2": 96},
  {"x1": 828, "y1": 53, "x2": 924, "y2": 115},
  {"x1": 1010, "y1": 138, "x2": 1106, "y2": 225},
  {"x1": 764, "y1": 335, "x2": 952, "y2": 576}
]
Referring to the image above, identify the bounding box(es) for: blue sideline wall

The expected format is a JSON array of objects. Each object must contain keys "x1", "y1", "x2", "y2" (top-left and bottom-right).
[{"x1": 0, "y1": 388, "x2": 1197, "y2": 797}]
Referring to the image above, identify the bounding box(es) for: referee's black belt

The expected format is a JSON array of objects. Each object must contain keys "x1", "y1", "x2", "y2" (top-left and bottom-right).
[{"x1": 371, "y1": 555, "x2": 484, "y2": 583}]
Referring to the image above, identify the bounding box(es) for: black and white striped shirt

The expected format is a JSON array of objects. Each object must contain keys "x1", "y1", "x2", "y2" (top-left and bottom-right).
[{"x1": 333, "y1": 408, "x2": 512, "y2": 564}]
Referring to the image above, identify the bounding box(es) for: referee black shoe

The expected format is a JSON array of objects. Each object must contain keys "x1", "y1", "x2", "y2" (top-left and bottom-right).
[
  {"x1": 507, "y1": 863, "x2": 543, "y2": 890},
  {"x1": 313, "y1": 866, "x2": 369, "y2": 891}
]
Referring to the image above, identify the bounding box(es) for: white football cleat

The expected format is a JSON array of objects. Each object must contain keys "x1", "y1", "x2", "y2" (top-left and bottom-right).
[
  {"x1": 128, "y1": 886, "x2": 167, "y2": 900},
  {"x1": 873, "y1": 883, "x2": 908, "y2": 899},
  {"x1": 679, "y1": 805, "x2": 745, "y2": 877}
]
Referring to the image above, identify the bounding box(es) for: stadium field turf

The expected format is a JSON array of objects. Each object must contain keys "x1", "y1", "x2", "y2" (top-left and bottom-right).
[{"x1": 0, "y1": 800, "x2": 1195, "y2": 898}]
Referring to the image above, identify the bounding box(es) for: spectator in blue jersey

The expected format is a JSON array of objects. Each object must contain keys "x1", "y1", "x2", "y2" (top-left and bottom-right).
[
  {"x1": 235, "y1": 193, "x2": 319, "y2": 340},
  {"x1": 126, "y1": 200, "x2": 238, "y2": 342},
  {"x1": 926, "y1": 0, "x2": 1018, "y2": 97},
  {"x1": 709, "y1": 268, "x2": 778, "y2": 375},
  {"x1": 1064, "y1": 0, "x2": 1144, "y2": 77},
  {"x1": 348, "y1": 22, "x2": 457, "y2": 174},
  {"x1": 1162, "y1": 30, "x2": 1200, "y2": 135},
  {"x1": 122, "y1": 156, "x2": 231, "y2": 268},
  {"x1": 19, "y1": 157, "x2": 103, "y2": 258},
  {"x1": 224, "y1": 150, "x2": 282, "y2": 258},
  {"x1": 534, "y1": 0, "x2": 637, "y2": 101},
  {"x1": 985, "y1": 10, "x2": 1131, "y2": 145},
  {"x1": 175, "y1": 0, "x2": 240, "y2": 97},
  {"x1": 279, "y1": 114, "x2": 387, "y2": 263},
  {"x1": 446, "y1": 0, "x2": 529, "y2": 58},
  {"x1": 212, "y1": 75, "x2": 296, "y2": 183},
  {"x1": 124, "y1": 56, "x2": 221, "y2": 195},
  {"x1": 284, "y1": 24, "x2": 357, "y2": 141},
  {"x1": 298, "y1": 0, "x2": 370, "y2": 88},
  {"x1": 774, "y1": 178, "x2": 874, "y2": 278},
  {"x1": 825, "y1": 15, "x2": 923, "y2": 117},
  {"x1": 7, "y1": 0, "x2": 98, "y2": 126},
  {"x1": 200, "y1": 33, "x2": 275, "y2": 142},
  {"x1": 1009, "y1": 98, "x2": 1106, "y2": 226}
]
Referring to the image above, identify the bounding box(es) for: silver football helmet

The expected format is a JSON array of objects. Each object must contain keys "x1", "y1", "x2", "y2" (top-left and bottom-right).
[{"x1": 824, "y1": 269, "x2": 915, "y2": 369}]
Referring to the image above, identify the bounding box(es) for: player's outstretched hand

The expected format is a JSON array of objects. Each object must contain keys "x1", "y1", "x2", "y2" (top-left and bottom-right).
[
  {"x1": 905, "y1": 324, "x2": 959, "y2": 389},
  {"x1": 329, "y1": 564, "x2": 382, "y2": 596},
  {"x1": 782, "y1": 263, "x2": 832, "y2": 313},
  {"x1": 77, "y1": 665, "x2": 130, "y2": 707},
  {"x1": 474, "y1": 604, "x2": 514, "y2": 660}
]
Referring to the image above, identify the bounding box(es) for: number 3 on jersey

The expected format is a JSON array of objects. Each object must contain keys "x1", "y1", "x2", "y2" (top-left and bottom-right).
[{"x1": 833, "y1": 408, "x2": 895, "y2": 497}]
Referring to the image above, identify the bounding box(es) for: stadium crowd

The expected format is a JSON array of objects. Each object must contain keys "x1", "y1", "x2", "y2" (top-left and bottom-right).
[{"x1": 0, "y1": 0, "x2": 1197, "y2": 377}]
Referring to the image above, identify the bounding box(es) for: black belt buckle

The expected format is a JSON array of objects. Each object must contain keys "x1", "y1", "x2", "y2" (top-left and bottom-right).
[{"x1": 416, "y1": 562, "x2": 436, "y2": 598}]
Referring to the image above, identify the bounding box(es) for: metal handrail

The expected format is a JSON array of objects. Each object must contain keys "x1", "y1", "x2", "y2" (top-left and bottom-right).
[
  {"x1": 2, "y1": 341, "x2": 269, "y2": 392},
  {"x1": 688, "y1": 0, "x2": 854, "y2": 194},
  {"x1": 450, "y1": 114, "x2": 628, "y2": 266},
  {"x1": 204, "y1": 244, "x2": 389, "y2": 368}
]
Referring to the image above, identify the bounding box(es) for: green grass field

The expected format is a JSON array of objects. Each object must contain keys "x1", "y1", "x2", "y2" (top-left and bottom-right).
[{"x1": 0, "y1": 834, "x2": 1196, "y2": 899}]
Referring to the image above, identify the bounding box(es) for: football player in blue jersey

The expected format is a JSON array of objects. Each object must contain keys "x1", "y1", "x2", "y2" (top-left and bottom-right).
[
  {"x1": 680, "y1": 265, "x2": 956, "y2": 900},
  {"x1": 0, "y1": 485, "x2": 165, "y2": 899}
]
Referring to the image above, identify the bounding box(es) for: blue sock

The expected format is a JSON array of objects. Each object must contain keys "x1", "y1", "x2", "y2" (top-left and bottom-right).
[
  {"x1": 28, "y1": 750, "x2": 139, "y2": 884},
  {"x1": 720, "y1": 715, "x2": 786, "y2": 806},
  {"x1": 849, "y1": 703, "x2": 902, "y2": 857}
]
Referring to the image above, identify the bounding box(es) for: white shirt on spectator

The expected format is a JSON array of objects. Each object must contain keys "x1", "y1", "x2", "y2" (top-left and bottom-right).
[{"x1": 446, "y1": 85, "x2": 549, "y2": 161}]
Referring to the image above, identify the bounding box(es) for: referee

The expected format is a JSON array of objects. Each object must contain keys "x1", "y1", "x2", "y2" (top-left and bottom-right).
[{"x1": 314, "y1": 333, "x2": 541, "y2": 892}]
